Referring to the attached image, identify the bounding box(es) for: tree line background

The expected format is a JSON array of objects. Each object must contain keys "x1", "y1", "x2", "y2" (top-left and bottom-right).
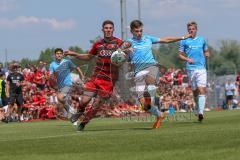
[{"x1": 5, "y1": 39, "x2": 240, "y2": 76}]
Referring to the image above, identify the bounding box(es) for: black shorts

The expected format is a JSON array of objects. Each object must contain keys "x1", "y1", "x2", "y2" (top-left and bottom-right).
[
  {"x1": 226, "y1": 95, "x2": 233, "y2": 101},
  {"x1": 1, "y1": 97, "x2": 8, "y2": 106},
  {"x1": 8, "y1": 94, "x2": 24, "y2": 106}
]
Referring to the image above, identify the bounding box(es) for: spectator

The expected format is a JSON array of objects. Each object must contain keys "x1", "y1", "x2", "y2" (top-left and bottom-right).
[
  {"x1": 236, "y1": 71, "x2": 240, "y2": 97},
  {"x1": 225, "y1": 79, "x2": 236, "y2": 110},
  {"x1": 0, "y1": 72, "x2": 7, "y2": 107},
  {"x1": 0, "y1": 63, "x2": 4, "y2": 74},
  {"x1": 0, "y1": 72, "x2": 4, "y2": 107},
  {"x1": 33, "y1": 67, "x2": 45, "y2": 90},
  {"x1": 164, "y1": 70, "x2": 173, "y2": 86},
  {"x1": 173, "y1": 69, "x2": 184, "y2": 87},
  {"x1": 6, "y1": 63, "x2": 25, "y2": 122}
]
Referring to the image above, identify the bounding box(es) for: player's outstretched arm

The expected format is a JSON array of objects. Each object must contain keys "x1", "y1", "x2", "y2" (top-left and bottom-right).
[
  {"x1": 64, "y1": 50, "x2": 94, "y2": 61},
  {"x1": 76, "y1": 67, "x2": 85, "y2": 81},
  {"x1": 159, "y1": 34, "x2": 192, "y2": 43}
]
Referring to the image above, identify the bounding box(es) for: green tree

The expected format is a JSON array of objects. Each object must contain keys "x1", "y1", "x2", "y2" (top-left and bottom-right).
[
  {"x1": 68, "y1": 46, "x2": 96, "y2": 77},
  {"x1": 209, "y1": 40, "x2": 240, "y2": 75},
  {"x1": 218, "y1": 40, "x2": 240, "y2": 71},
  {"x1": 154, "y1": 43, "x2": 181, "y2": 68},
  {"x1": 20, "y1": 58, "x2": 38, "y2": 68},
  {"x1": 90, "y1": 36, "x2": 101, "y2": 44},
  {"x1": 214, "y1": 60, "x2": 236, "y2": 75},
  {"x1": 68, "y1": 46, "x2": 85, "y2": 53},
  {"x1": 38, "y1": 48, "x2": 55, "y2": 64}
]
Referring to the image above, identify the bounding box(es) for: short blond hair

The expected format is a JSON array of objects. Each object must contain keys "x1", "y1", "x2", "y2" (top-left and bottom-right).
[{"x1": 187, "y1": 21, "x2": 198, "y2": 29}]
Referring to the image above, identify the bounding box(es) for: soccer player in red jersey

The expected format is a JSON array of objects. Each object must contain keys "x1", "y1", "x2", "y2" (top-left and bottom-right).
[{"x1": 64, "y1": 20, "x2": 124, "y2": 131}]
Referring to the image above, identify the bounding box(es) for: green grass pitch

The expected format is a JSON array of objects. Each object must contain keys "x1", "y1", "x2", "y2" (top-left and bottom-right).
[{"x1": 0, "y1": 110, "x2": 240, "y2": 160}]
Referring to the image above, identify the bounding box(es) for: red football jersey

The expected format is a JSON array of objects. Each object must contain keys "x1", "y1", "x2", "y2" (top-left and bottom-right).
[{"x1": 89, "y1": 37, "x2": 123, "y2": 81}]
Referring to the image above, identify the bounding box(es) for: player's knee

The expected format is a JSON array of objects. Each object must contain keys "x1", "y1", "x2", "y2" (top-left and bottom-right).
[
  {"x1": 57, "y1": 94, "x2": 65, "y2": 102},
  {"x1": 198, "y1": 88, "x2": 206, "y2": 95}
]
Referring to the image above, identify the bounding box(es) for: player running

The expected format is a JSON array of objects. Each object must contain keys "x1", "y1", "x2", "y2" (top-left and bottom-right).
[
  {"x1": 64, "y1": 20, "x2": 125, "y2": 131},
  {"x1": 126, "y1": 20, "x2": 191, "y2": 128},
  {"x1": 178, "y1": 21, "x2": 210, "y2": 122},
  {"x1": 49, "y1": 48, "x2": 84, "y2": 116}
]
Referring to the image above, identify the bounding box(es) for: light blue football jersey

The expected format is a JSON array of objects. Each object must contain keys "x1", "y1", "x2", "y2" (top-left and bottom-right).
[
  {"x1": 49, "y1": 58, "x2": 76, "y2": 89},
  {"x1": 179, "y1": 36, "x2": 208, "y2": 70},
  {"x1": 127, "y1": 35, "x2": 160, "y2": 74}
]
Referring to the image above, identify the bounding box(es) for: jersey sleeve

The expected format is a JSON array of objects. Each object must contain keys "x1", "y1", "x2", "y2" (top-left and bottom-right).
[
  {"x1": 146, "y1": 35, "x2": 160, "y2": 44},
  {"x1": 116, "y1": 39, "x2": 124, "y2": 48},
  {"x1": 203, "y1": 39, "x2": 208, "y2": 52},
  {"x1": 179, "y1": 40, "x2": 185, "y2": 52},
  {"x1": 89, "y1": 42, "x2": 98, "y2": 55}
]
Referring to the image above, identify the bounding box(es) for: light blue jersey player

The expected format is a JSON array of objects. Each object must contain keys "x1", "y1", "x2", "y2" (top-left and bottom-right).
[
  {"x1": 50, "y1": 57, "x2": 76, "y2": 90},
  {"x1": 127, "y1": 35, "x2": 159, "y2": 74},
  {"x1": 127, "y1": 20, "x2": 191, "y2": 129},
  {"x1": 49, "y1": 48, "x2": 84, "y2": 112},
  {"x1": 178, "y1": 21, "x2": 210, "y2": 122}
]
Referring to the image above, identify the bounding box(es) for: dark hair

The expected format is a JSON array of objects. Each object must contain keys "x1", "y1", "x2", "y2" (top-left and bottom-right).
[
  {"x1": 54, "y1": 48, "x2": 63, "y2": 54},
  {"x1": 12, "y1": 63, "x2": 20, "y2": 70},
  {"x1": 102, "y1": 20, "x2": 114, "y2": 28},
  {"x1": 130, "y1": 20, "x2": 143, "y2": 30}
]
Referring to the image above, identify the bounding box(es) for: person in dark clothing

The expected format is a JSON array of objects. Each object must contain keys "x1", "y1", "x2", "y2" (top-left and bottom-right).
[{"x1": 6, "y1": 63, "x2": 24, "y2": 122}]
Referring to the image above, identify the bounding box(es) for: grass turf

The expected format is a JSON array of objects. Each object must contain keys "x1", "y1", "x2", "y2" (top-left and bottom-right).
[{"x1": 0, "y1": 110, "x2": 240, "y2": 160}]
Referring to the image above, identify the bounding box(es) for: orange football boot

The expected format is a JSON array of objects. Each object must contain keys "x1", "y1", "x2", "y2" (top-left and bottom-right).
[{"x1": 152, "y1": 112, "x2": 166, "y2": 129}]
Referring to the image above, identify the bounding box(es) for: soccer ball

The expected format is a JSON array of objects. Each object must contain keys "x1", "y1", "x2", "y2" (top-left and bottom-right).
[{"x1": 111, "y1": 50, "x2": 126, "y2": 66}]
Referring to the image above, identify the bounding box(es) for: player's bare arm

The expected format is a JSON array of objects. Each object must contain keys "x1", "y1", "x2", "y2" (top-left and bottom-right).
[
  {"x1": 178, "y1": 52, "x2": 194, "y2": 64},
  {"x1": 76, "y1": 67, "x2": 85, "y2": 80},
  {"x1": 64, "y1": 50, "x2": 94, "y2": 61},
  {"x1": 159, "y1": 34, "x2": 192, "y2": 43},
  {"x1": 6, "y1": 81, "x2": 10, "y2": 98}
]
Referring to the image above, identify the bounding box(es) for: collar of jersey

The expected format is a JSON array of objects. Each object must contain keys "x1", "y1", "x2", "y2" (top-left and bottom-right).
[
  {"x1": 55, "y1": 59, "x2": 64, "y2": 64},
  {"x1": 132, "y1": 35, "x2": 145, "y2": 42},
  {"x1": 190, "y1": 36, "x2": 199, "y2": 41}
]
